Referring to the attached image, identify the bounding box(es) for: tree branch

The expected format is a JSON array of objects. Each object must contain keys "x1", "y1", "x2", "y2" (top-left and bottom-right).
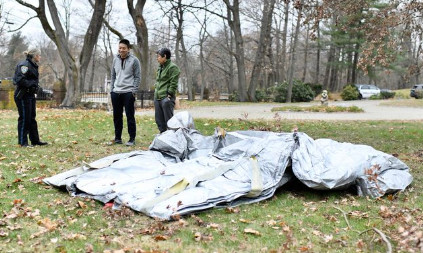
[
  {"x1": 359, "y1": 228, "x2": 392, "y2": 253},
  {"x1": 7, "y1": 16, "x2": 37, "y2": 32},
  {"x1": 332, "y1": 206, "x2": 351, "y2": 230},
  {"x1": 15, "y1": 0, "x2": 38, "y2": 12},
  {"x1": 88, "y1": 0, "x2": 124, "y2": 40}
]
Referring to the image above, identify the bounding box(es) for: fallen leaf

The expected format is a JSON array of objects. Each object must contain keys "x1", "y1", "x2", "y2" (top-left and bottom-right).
[
  {"x1": 226, "y1": 207, "x2": 240, "y2": 213},
  {"x1": 244, "y1": 228, "x2": 261, "y2": 236},
  {"x1": 356, "y1": 239, "x2": 365, "y2": 248},
  {"x1": 282, "y1": 225, "x2": 290, "y2": 232},
  {"x1": 239, "y1": 218, "x2": 251, "y2": 223},
  {"x1": 85, "y1": 244, "x2": 94, "y2": 253},
  {"x1": 312, "y1": 230, "x2": 321, "y2": 236},
  {"x1": 154, "y1": 234, "x2": 168, "y2": 241},
  {"x1": 266, "y1": 220, "x2": 277, "y2": 226},
  {"x1": 207, "y1": 223, "x2": 219, "y2": 229},
  {"x1": 299, "y1": 246, "x2": 310, "y2": 252},
  {"x1": 37, "y1": 218, "x2": 58, "y2": 231},
  {"x1": 324, "y1": 234, "x2": 333, "y2": 243},
  {"x1": 13, "y1": 199, "x2": 23, "y2": 205},
  {"x1": 78, "y1": 201, "x2": 87, "y2": 209},
  {"x1": 65, "y1": 233, "x2": 87, "y2": 240},
  {"x1": 194, "y1": 232, "x2": 202, "y2": 241}
]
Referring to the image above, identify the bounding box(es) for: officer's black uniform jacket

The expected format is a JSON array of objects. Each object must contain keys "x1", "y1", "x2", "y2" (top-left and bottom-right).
[{"x1": 13, "y1": 57, "x2": 39, "y2": 97}]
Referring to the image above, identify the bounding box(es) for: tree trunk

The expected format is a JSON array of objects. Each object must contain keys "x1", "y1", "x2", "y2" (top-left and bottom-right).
[
  {"x1": 267, "y1": 35, "x2": 275, "y2": 87},
  {"x1": 346, "y1": 49, "x2": 352, "y2": 84},
  {"x1": 301, "y1": 23, "x2": 310, "y2": 82},
  {"x1": 88, "y1": 44, "x2": 97, "y2": 91},
  {"x1": 223, "y1": 0, "x2": 247, "y2": 102},
  {"x1": 329, "y1": 47, "x2": 339, "y2": 91},
  {"x1": 415, "y1": 32, "x2": 422, "y2": 83},
  {"x1": 198, "y1": 4, "x2": 208, "y2": 101},
  {"x1": 314, "y1": 0, "x2": 321, "y2": 85},
  {"x1": 247, "y1": 0, "x2": 276, "y2": 101},
  {"x1": 274, "y1": 17, "x2": 281, "y2": 83},
  {"x1": 323, "y1": 43, "x2": 335, "y2": 90},
  {"x1": 351, "y1": 41, "x2": 360, "y2": 84},
  {"x1": 280, "y1": 1, "x2": 289, "y2": 82},
  {"x1": 223, "y1": 21, "x2": 235, "y2": 94},
  {"x1": 174, "y1": 0, "x2": 193, "y2": 100},
  {"x1": 286, "y1": 0, "x2": 304, "y2": 103},
  {"x1": 199, "y1": 43, "x2": 205, "y2": 101},
  {"x1": 127, "y1": 0, "x2": 149, "y2": 91}
]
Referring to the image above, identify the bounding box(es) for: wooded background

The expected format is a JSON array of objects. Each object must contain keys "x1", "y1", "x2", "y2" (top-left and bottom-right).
[{"x1": 0, "y1": 0, "x2": 422, "y2": 106}]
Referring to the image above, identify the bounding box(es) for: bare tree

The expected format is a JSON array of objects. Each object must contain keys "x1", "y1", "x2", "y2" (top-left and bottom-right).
[
  {"x1": 247, "y1": 0, "x2": 276, "y2": 101},
  {"x1": 274, "y1": 0, "x2": 290, "y2": 83},
  {"x1": 195, "y1": 1, "x2": 210, "y2": 101},
  {"x1": 127, "y1": 0, "x2": 149, "y2": 91},
  {"x1": 15, "y1": 0, "x2": 106, "y2": 107},
  {"x1": 156, "y1": 0, "x2": 196, "y2": 100},
  {"x1": 286, "y1": 0, "x2": 304, "y2": 102},
  {"x1": 301, "y1": 22, "x2": 310, "y2": 82},
  {"x1": 222, "y1": 0, "x2": 248, "y2": 101}
]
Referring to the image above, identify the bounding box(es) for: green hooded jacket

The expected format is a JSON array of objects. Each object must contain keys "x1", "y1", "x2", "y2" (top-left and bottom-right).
[{"x1": 154, "y1": 59, "x2": 180, "y2": 100}]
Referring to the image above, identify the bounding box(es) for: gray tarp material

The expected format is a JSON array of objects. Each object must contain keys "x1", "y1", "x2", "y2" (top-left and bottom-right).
[{"x1": 44, "y1": 111, "x2": 413, "y2": 220}]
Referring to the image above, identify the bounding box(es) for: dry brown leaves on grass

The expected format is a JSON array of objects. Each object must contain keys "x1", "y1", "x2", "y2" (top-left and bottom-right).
[
  {"x1": 138, "y1": 219, "x2": 183, "y2": 241},
  {"x1": 103, "y1": 206, "x2": 135, "y2": 219},
  {"x1": 378, "y1": 205, "x2": 423, "y2": 252}
]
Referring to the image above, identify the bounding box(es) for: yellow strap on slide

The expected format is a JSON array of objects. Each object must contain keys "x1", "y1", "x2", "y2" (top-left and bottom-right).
[
  {"x1": 140, "y1": 159, "x2": 242, "y2": 213},
  {"x1": 246, "y1": 156, "x2": 263, "y2": 197},
  {"x1": 141, "y1": 178, "x2": 191, "y2": 212}
]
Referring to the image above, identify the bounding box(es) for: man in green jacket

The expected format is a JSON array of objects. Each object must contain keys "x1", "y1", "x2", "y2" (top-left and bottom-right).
[{"x1": 154, "y1": 48, "x2": 181, "y2": 133}]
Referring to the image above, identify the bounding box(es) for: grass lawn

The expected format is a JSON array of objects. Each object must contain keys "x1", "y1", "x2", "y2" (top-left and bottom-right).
[{"x1": 0, "y1": 108, "x2": 422, "y2": 252}]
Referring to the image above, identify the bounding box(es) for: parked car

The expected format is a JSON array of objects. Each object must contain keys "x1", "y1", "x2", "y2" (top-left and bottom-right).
[
  {"x1": 410, "y1": 84, "x2": 423, "y2": 99},
  {"x1": 354, "y1": 84, "x2": 380, "y2": 99}
]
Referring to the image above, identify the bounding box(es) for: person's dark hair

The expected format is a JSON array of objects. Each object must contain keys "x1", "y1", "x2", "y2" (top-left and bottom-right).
[
  {"x1": 156, "y1": 48, "x2": 171, "y2": 59},
  {"x1": 119, "y1": 39, "x2": 131, "y2": 49}
]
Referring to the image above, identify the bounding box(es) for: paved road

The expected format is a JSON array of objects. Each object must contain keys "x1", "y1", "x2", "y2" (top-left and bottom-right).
[{"x1": 137, "y1": 100, "x2": 423, "y2": 121}]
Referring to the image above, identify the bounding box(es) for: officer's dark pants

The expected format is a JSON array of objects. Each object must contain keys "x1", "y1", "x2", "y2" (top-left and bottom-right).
[
  {"x1": 111, "y1": 92, "x2": 136, "y2": 141},
  {"x1": 15, "y1": 96, "x2": 40, "y2": 146},
  {"x1": 154, "y1": 97, "x2": 175, "y2": 133}
]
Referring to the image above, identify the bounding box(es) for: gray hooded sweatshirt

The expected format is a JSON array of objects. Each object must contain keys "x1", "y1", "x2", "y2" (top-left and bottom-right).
[{"x1": 110, "y1": 52, "x2": 141, "y2": 93}]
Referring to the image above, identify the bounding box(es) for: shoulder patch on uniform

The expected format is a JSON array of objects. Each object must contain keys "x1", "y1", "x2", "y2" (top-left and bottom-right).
[{"x1": 21, "y1": 66, "x2": 28, "y2": 74}]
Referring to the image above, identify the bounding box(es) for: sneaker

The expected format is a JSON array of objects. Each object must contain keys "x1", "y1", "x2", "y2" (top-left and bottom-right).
[
  {"x1": 125, "y1": 139, "x2": 135, "y2": 146},
  {"x1": 114, "y1": 139, "x2": 123, "y2": 144}
]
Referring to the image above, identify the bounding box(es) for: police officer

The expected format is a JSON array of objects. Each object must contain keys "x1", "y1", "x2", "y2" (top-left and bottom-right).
[{"x1": 13, "y1": 48, "x2": 48, "y2": 147}]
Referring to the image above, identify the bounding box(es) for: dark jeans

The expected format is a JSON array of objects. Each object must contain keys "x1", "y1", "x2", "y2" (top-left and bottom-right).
[
  {"x1": 15, "y1": 96, "x2": 40, "y2": 145},
  {"x1": 111, "y1": 92, "x2": 136, "y2": 140},
  {"x1": 154, "y1": 97, "x2": 175, "y2": 133}
]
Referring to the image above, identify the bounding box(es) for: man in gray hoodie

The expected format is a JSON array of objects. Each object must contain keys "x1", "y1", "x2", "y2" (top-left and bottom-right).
[{"x1": 110, "y1": 39, "x2": 141, "y2": 146}]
